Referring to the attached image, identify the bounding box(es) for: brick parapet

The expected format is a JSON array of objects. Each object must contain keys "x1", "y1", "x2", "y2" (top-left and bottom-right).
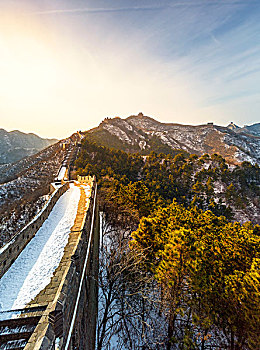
[
  {"x1": 0, "y1": 182, "x2": 70, "y2": 279},
  {"x1": 24, "y1": 177, "x2": 98, "y2": 350}
]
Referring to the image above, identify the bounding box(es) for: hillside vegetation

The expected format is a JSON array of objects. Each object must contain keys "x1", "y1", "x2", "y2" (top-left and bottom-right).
[
  {"x1": 76, "y1": 138, "x2": 260, "y2": 224},
  {"x1": 76, "y1": 138, "x2": 260, "y2": 349}
]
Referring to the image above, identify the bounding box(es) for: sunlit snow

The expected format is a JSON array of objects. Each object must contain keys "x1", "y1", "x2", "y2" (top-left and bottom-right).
[
  {"x1": 57, "y1": 166, "x2": 67, "y2": 181},
  {"x1": 0, "y1": 183, "x2": 80, "y2": 312}
]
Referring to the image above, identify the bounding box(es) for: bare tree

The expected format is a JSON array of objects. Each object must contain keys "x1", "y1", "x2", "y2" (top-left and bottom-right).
[{"x1": 97, "y1": 211, "x2": 166, "y2": 350}]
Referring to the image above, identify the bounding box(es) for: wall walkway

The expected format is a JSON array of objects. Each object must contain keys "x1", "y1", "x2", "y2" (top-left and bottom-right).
[
  {"x1": 24, "y1": 178, "x2": 99, "y2": 350},
  {"x1": 0, "y1": 183, "x2": 69, "y2": 279}
]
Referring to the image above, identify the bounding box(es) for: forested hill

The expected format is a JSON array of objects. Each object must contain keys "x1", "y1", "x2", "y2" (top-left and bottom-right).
[
  {"x1": 76, "y1": 138, "x2": 260, "y2": 224},
  {"x1": 76, "y1": 138, "x2": 260, "y2": 349},
  {"x1": 86, "y1": 113, "x2": 260, "y2": 165}
]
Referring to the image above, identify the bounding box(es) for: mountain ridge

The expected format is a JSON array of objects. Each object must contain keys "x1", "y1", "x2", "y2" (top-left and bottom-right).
[
  {"x1": 87, "y1": 113, "x2": 260, "y2": 165},
  {"x1": 0, "y1": 128, "x2": 57, "y2": 164}
]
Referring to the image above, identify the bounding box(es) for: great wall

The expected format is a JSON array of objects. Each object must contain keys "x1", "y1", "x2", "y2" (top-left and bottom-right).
[{"x1": 0, "y1": 141, "x2": 99, "y2": 350}]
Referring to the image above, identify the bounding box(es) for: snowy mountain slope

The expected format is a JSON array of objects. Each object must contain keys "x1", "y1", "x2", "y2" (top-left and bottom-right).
[
  {"x1": 87, "y1": 114, "x2": 260, "y2": 165},
  {"x1": 0, "y1": 128, "x2": 57, "y2": 164},
  {"x1": 227, "y1": 122, "x2": 260, "y2": 137},
  {"x1": 0, "y1": 131, "x2": 83, "y2": 248},
  {"x1": 0, "y1": 142, "x2": 67, "y2": 247},
  {"x1": 237, "y1": 123, "x2": 260, "y2": 137}
]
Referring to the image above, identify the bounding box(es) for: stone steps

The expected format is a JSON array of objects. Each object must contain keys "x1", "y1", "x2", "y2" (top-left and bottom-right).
[
  {"x1": 0, "y1": 307, "x2": 46, "y2": 350},
  {"x1": 0, "y1": 338, "x2": 28, "y2": 350}
]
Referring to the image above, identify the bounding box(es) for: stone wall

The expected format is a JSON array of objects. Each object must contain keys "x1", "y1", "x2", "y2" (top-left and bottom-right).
[
  {"x1": 77, "y1": 175, "x2": 93, "y2": 183},
  {"x1": 0, "y1": 182, "x2": 70, "y2": 279},
  {"x1": 60, "y1": 185, "x2": 99, "y2": 350},
  {"x1": 24, "y1": 179, "x2": 99, "y2": 350}
]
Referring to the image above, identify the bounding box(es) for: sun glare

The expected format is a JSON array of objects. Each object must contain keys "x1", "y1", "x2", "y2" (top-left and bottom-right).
[
  {"x1": 0, "y1": 14, "x2": 59, "y2": 106},
  {"x1": 0, "y1": 8, "x2": 223, "y2": 138}
]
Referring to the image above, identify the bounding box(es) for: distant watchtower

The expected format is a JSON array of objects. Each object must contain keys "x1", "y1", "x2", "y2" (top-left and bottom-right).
[{"x1": 77, "y1": 175, "x2": 94, "y2": 183}]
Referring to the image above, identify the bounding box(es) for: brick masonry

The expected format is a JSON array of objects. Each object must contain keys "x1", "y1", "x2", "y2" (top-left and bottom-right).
[
  {"x1": 23, "y1": 179, "x2": 99, "y2": 350},
  {"x1": 0, "y1": 182, "x2": 70, "y2": 279}
]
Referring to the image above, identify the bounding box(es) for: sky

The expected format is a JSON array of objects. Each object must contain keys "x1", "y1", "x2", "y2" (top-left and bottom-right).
[{"x1": 0, "y1": 0, "x2": 259, "y2": 139}]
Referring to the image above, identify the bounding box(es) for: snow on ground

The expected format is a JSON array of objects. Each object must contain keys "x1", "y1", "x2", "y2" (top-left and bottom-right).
[
  {"x1": 0, "y1": 183, "x2": 80, "y2": 313},
  {"x1": 83, "y1": 184, "x2": 91, "y2": 196},
  {"x1": 57, "y1": 166, "x2": 67, "y2": 181}
]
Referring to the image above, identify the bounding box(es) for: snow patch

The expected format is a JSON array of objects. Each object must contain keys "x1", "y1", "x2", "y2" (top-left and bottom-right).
[
  {"x1": 103, "y1": 124, "x2": 133, "y2": 144},
  {"x1": 57, "y1": 166, "x2": 67, "y2": 181},
  {"x1": 139, "y1": 140, "x2": 147, "y2": 150},
  {"x1": 0, "y1": 183, "x2": 81, "y2": 312}
]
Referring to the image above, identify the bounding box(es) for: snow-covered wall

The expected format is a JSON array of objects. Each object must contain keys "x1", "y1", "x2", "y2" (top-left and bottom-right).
[
  {"x1": 0, "y1": 182, "x2": 70, "y2": 279},
  {"x1": 24, "y1": 178, "x2": 99, "y2": 350}
]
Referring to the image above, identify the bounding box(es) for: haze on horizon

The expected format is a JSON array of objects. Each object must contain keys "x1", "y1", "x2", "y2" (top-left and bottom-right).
[{"x1": 0, "y1": 0, "x2": 259, "y2": 139}]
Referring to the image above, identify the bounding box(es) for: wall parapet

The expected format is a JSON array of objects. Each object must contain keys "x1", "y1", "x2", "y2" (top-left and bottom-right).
[
  {"x1": 24, "y1": 177, "x2": 99, "y2": 350},
  {"x1": 0, "y1": 182, "x2": 70, "y2": 279},
  {"x1": 77, "y1": 175, "x2": 93, "y2": 183}
]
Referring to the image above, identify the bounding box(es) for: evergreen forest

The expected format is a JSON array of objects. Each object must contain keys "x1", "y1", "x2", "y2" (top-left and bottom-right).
[{"x1": 76, "y1": 138, "x2": 260, "y2": 350}]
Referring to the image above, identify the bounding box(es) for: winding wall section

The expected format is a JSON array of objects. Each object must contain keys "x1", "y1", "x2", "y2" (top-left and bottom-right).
[{"x1": 0, "y1": 183, "x2": 69, "y2": 279}]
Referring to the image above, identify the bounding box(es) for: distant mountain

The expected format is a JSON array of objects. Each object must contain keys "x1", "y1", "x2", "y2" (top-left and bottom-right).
[
  {"x1": 0, "y1": 129, "x2": 57, "y2": 164},
  {"x1": 237, "y1": 123, "x2": 260, "y2": 137},
  {"x1": 227, "y1": 121, "x2": 260, "y2": 137},
  {"x1": 87, "y1": 113, "x2": 260, "y2": 165}
]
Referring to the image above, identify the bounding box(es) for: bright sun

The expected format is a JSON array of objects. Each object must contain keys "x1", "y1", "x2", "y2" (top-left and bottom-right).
[{"x1": 0, "y1": 17, "x2": 59, "y2": 107}]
